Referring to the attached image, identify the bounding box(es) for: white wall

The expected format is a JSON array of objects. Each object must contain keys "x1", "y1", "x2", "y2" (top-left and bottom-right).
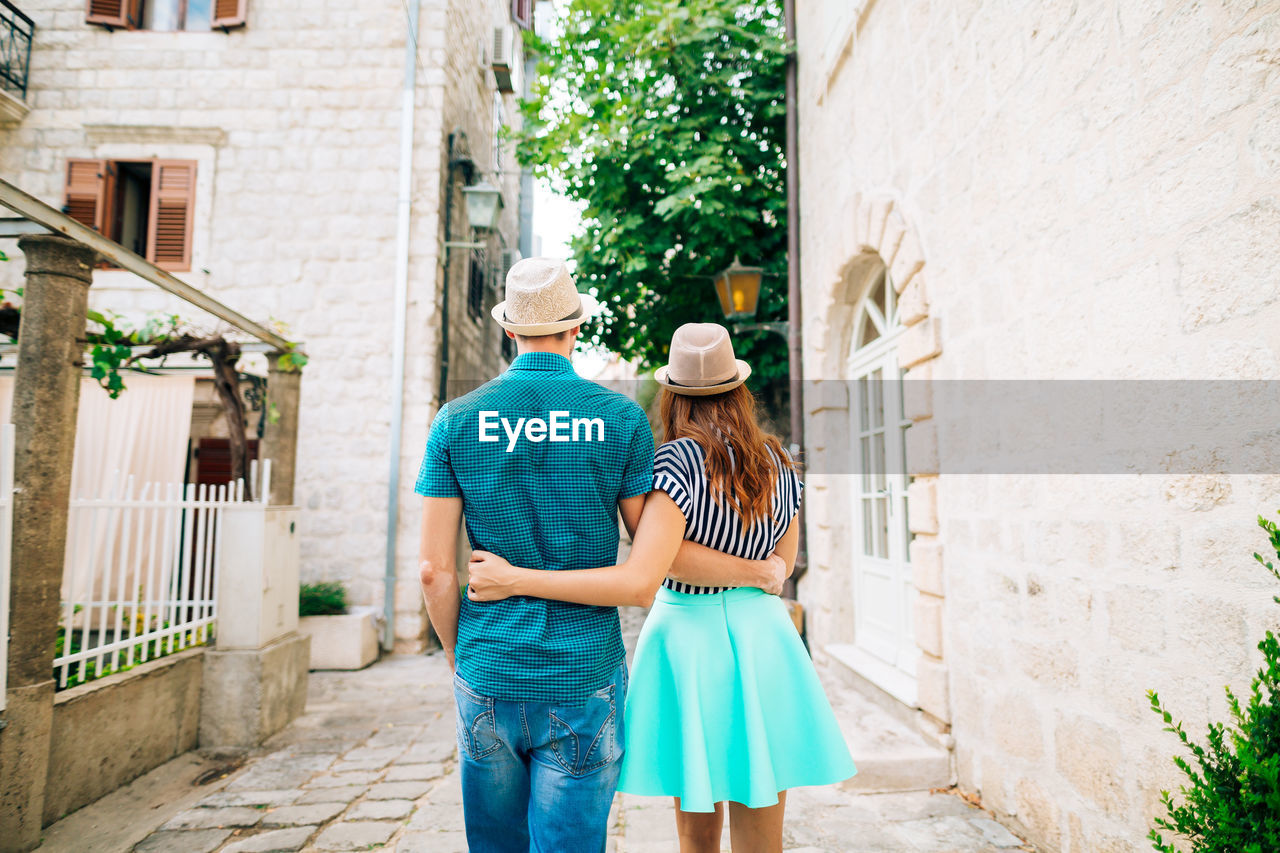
[{"x1": 797, "y1": 1, "x2": 1280, "y2": 849}]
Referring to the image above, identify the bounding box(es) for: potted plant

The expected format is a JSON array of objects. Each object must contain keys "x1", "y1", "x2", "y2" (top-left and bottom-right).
[{"x1": 297, "y1": 581, "x2": 379, "y2": 670}]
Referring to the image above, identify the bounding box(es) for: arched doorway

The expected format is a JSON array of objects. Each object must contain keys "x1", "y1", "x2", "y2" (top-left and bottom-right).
[{"x1": 803, "y1": 193, "x2": 944, "y2": 723}]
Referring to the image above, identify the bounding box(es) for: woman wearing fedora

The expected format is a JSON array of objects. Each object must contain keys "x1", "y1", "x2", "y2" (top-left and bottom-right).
[{"x1": 468, "y1": 322, "x2": 856, "y2": 853}]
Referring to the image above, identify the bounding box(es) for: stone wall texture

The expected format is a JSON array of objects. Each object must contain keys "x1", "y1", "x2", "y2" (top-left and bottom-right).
[
  {"x1": 797, "y1": 1, "x2": 1280, "y2": 850},
  {"x1": 0, "y1": 0, "x2": 526, "y2": 651},
  {"x1": 45, "y1": 647, "x2": 204, "y2": 825}
]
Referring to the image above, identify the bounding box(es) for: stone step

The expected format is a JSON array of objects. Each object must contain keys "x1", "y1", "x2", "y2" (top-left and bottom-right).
[{"x1": 818, "y1": 659, "x2": 953, "y2": 793}]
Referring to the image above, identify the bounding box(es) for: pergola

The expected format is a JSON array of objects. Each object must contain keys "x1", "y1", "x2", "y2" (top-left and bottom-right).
[{"x1": 0, "y1": 177, "x2": 306, "y2": 848}]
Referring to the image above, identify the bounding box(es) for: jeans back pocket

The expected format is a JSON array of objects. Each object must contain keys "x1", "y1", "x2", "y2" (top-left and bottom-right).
[
  {"x1": 549, "y1": 680, "x2": 619, "y2": 777},
  {"x1": 454, "y1": 675, "x2": 502, "y2": 760}
]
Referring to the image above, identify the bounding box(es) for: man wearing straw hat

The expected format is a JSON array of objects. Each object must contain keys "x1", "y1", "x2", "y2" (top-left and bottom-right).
[
  {"x1": 415, "y1": 256, "x2": 649, "y2": 852},
  {"x1": 414, "y1": 259, "x2": 782, "y2": 852}
]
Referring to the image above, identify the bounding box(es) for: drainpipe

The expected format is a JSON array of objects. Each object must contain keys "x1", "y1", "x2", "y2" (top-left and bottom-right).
[
  {"x1": 438, "y1": 136, "x2": 454, "y2": 411},
  {"x1": 383, "y1": 0, "x2": 420, "y2": 651},
  {"x1": 438, "y1": 130, "x2": 476, "y2": 409},
  {"x1": 784, "y1": 0, "x2": 808, "y2": 591}
]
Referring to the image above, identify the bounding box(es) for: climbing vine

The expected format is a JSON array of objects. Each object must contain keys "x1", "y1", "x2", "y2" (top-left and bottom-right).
[
  {"x1": 84, "y1": 309, "x2": 186, "y2": 398},
  {"x1": 0, "y1": 293, "x2": 277, "y2": 500}
]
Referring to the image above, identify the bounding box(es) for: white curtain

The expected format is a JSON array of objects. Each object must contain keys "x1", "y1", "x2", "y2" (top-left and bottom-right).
[
  {"x1": 0, "y1": 373, "x2": 195, "y2": 605},
  {"x1": 65, "y1": 374, "x2": 195, "y2": 502},
  {"x1": 0, "y1": 372, "x2": 194, "y2": 496}
]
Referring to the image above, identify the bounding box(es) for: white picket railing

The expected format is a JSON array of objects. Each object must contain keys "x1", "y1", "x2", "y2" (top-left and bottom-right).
[
  {"x1": 54, "y1": 460, "x2": 271, "y2": 689},
  {"x1": 0, "y1": 424, "x2": 14, "y2": 711}
]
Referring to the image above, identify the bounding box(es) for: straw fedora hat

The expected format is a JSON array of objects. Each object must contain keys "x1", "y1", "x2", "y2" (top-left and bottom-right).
[
  {"x1": 654, "y1": 323, "x2": 752, "y2": 396},
  {"x1": 491, "y1": 257, "x2": 601, "y2": 336}
]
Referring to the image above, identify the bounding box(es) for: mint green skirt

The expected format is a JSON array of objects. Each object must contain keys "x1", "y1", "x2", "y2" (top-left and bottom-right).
[{"x1": 617, "y1": 586, "x2": 857, "y2": 812}]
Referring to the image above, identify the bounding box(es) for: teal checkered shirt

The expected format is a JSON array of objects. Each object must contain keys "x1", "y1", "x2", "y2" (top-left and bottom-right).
[{"x1": 415, "y1": 352, "x2": 655, "y2": 703}]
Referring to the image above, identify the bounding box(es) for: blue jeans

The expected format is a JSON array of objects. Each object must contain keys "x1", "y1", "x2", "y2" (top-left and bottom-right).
[{"x1": 453, "y1": 663, "x2": 626, "y2": 853}]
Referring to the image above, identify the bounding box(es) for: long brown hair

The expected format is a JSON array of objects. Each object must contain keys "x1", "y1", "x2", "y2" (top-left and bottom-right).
[{"x1": 659, "y1": 384, "x2": 797, "y2": 531}]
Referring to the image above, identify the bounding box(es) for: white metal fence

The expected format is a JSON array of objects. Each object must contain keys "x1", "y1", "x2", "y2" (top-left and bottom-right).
[
  {"x1": 0, "y1": 425, "x2": 14, "y2": 710},
  {"x1": 54, "y1": 460, "x2": 271, "y2": 689}
]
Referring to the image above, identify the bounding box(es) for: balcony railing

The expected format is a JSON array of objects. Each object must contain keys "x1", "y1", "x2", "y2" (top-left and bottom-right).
[{"x1": 0, "y1": 0, "x2": 33, "y2": 101}]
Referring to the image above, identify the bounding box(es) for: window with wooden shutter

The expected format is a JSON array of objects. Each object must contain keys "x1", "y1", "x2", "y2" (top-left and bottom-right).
[
  {"x1": 85, "y1": 0, "x2": 135, "y2": 28},
  {"x1": 64, "y1": 159, "x2": 110, "y2": 233},
  {"x1": 211, "y1": 0, "x2": 247, "y2": 30},
  {"x1": 467, "y1": 251, "x2": 487, "y2": 320},
  {"x1": 147, "y1": 161, "x2": 196, "y2": 272},
  {"x1": 88, "y1": 0, "x2": 245, "y2": 30},
  {"x1": 511, "y1": 0, "x2": 532, "y2": 30},
  {"x1": 63, "y1": 157, "x2": 198, "y2": 269}
]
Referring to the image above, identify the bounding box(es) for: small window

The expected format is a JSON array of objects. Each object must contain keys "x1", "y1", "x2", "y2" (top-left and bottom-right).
[
  {"x1": 86, "y1": 0, "x2": 245, "y2": 30},
  {"x1": 467, "y1": 251, "x2": 486, "y2": 321},
  {"x1": 64, "y1": 158, "x2": 197, "y2": 272},
  {"x1": 143, "y1": 0, "x2": 212, "y2": 31},
  {"x1": 855, "y1": 266, "x2": 894, "y2": 348},
  {"x1": 511, "y1": 0, "x2": 532, "y2": 30}
]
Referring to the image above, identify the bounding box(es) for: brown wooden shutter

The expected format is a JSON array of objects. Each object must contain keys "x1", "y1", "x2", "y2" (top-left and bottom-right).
[
  {"x1": 147, "y1": 160, "x2": 196, "y2": 272},
  {"x1": 64, "y1": 159, "x2": 109, "y2": 233},
  {"x1": 511, "y1": 0, "x2": 533, "y2": 29},
  {"x1": 85, "y1": 0, "x2": 135, "y2": 28},
  {"x1": 211, "y1": 0, "x2": 247, "y2": 30}
]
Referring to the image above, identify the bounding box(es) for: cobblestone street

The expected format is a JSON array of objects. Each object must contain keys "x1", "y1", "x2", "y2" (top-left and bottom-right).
[{"x1": 42, "y1": 610, "x2": 1033, "y2": 853}]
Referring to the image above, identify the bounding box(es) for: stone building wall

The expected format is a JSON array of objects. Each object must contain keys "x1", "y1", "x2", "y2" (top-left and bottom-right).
[
  {"x1": 391, "y1": 0, "x2": 527, "y2": 648},
  {"x1": 796, "y1": 1, "x2": 1280, "y2": 850},
  {"x1": 0, "y1": 0, "x2": 521, "y2": 652}
]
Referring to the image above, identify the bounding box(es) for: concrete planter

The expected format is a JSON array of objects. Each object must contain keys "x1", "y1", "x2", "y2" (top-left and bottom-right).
[{"x1": 299, "y1": 610, "x2": 379, "y2": 671}]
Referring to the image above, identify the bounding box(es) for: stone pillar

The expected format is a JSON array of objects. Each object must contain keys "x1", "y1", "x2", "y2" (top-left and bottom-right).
[
  {"x1": 0, "y1": 235, "x2": 95, "y2": 851},
  {"x1": 261, "y1": 352, "x2": 301, "y2": 507},
  {"x1": 199, "y1": 507, "x2": 309, "y2": 751},
  {"x1": 200, "y1": 353, "x2": 307, "y2": 751}
]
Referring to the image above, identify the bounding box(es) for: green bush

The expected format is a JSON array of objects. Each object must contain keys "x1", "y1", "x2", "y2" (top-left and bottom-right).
[
  {"x1": 1148, "y1": 512, "x2": 1280, "y2": 853},
  {"x1": 299, "y1": 581, "x2": 348, "y2": 617}
]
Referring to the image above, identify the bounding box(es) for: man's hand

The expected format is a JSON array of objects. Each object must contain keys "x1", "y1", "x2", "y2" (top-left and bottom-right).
[
  {"x1": 756, "y1": 554, "x2": 788, "y2": 596},
  {"x1": 466, "y1": 550, "x2": 521, "y2": 601}
]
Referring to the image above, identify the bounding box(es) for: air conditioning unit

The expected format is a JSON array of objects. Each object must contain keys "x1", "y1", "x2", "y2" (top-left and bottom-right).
[
  {"x1": 492, "y1": 25, "x2": 518, "y2": 94},
  {"x1": 498, "y1": 248, "x2": 522, "y2": 286}
]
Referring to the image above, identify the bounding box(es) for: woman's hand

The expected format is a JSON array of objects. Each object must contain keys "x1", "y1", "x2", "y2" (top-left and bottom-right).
[
  {"x1": 756, "y1": 554, "x2": 788, "y2": 596},
  {"x1": 466, "y1": 550, "x2": 522, "y2": 601}
]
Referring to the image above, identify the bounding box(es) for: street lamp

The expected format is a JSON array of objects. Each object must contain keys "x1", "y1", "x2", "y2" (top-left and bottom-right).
[
  {"x1": 713, "y1": 256, "x2": 764, "y2": 321},
  {"x1": 462, "y1": 180, "x2": 503, "y2": 231},
  {"x1": 711, "y1": 256, "x2": 787, "y2": 339}
]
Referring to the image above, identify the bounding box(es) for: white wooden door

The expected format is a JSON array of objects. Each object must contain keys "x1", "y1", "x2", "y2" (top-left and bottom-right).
[{"x1": 846, "y1": 269, "x2": 918, "y2": 700}]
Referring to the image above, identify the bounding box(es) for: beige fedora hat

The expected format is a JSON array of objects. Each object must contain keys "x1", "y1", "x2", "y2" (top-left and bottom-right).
[
  {"x1": 654, "y1": 323, "x2": 752, "y2": 396},
  {"x1": 491, "y1": 257, "x2": 601, "y2": 335}
]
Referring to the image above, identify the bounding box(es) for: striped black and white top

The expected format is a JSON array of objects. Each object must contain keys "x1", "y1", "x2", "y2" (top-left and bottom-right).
[{"x1": 652, "y1": 436, "x2": 803, "y2": 595}]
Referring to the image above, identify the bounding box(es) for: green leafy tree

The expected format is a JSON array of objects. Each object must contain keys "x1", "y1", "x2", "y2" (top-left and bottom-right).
[
  {"x1": 515, "y1": 0, "x2": 790, "y2": 383},
  {"x1": 1148, "y1": 512, "x2": 1280, "y2": 852}
]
